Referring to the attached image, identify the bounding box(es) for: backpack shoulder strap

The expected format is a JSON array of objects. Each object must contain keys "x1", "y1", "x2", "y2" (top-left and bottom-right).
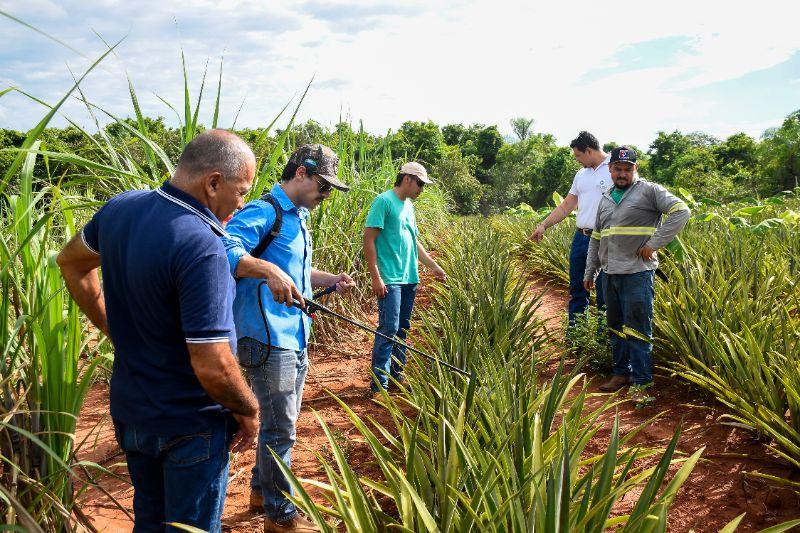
[{"x1": 249, "y1": 193, "x2": 283, "y2": 259}]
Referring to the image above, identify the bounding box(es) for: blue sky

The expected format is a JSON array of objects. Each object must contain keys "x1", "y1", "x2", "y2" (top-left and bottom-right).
[{"x1": 1, "y1": 0, "x2": 799, "y2": 147}]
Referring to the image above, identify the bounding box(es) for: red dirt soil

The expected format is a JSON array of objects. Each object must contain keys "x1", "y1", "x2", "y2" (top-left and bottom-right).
[{"x1": 75, "y1": 277, "x2": 800, "y2": 532}]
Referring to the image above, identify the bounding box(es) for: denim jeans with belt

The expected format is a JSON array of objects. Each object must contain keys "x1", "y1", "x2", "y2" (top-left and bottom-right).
[
  {"x1": 113, "y1": 415, "x2": 234, "y2": 533},
  {"x1": 370, "y1": 283, "x2": 418, "y2": 391},
  {"x1": 603, "y1": 270, "x2": 655, "y2": 385},
  {"x1": 569, "y1": 230, "x2": 605, "y2": 325},
  {"x1": 237, "y1": 337, "x2": 308, "y2": 522}
]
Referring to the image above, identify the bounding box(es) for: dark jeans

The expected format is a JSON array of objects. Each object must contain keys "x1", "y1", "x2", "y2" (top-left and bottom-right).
[
  {"x1": 370, "y1": 283, "x2": 418, "y2": 391},
  {"x1": 113, "y1": 417, "x2": 234, "y2": 533},
  {"x1": 569, "y1": 230, "x2": 605, "y2": 325},
  {"x1": 603, "y1": 270, "x2": 655, "y2": 385},
  {"x1": 237, "y1": 337, "x2": 308, "y2": 522}
]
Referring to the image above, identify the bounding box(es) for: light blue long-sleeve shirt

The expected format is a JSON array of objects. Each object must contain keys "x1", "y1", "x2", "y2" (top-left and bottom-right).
[{"x1": 221, "y1": 184, "x2": 313, "y2": 350}]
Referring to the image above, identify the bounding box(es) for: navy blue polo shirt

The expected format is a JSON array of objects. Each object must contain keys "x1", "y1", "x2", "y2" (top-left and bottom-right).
[{"x1": 81, "y1": 181, "x2": 236, "y2": 435}]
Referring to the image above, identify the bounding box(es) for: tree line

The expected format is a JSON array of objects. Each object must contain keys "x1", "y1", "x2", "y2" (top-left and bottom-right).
[{"x1": 1, "y1": 109, "x2": 798, "y2": 214}]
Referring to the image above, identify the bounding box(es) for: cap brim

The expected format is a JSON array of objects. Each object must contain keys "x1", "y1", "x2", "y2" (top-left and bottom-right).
[
  {"x1": 319, "y1": 174, "x2": 350, "y2": 192},
  {"x1": 418, "y1": 175, "x2": 434, "y2": 184},
  {"x1": 610, "y1": 160, "x2": 636, "y2": 165}
]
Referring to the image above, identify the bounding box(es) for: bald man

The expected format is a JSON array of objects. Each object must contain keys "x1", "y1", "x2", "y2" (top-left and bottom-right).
[{"x1": 57, "y1": 130, "x2": 259, "y2": 533}]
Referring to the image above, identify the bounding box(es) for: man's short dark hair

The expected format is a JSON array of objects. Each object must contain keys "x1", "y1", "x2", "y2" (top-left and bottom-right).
[
  {"x1": 175, "y1": 130, "x2": 251, "y2": 181},
  {"x1": 569, "y1": 131, "x2": 600, "y2": 153},
  {"x1": 282, "y1": 162, "x2": 299, "y2": 182},
  {"x1": 394, "y1": 173, "x2": 409, "y2": 187}
]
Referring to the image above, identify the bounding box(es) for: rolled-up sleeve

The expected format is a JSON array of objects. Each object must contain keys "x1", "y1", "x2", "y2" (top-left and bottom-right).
[{"x1": 220, "y1": 200, "x2": 276, "y2": 276}]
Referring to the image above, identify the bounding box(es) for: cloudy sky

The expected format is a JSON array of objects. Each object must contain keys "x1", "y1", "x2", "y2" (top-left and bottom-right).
[{"x1": 1, "y1": 0, "x2": 799, "y2": 147}]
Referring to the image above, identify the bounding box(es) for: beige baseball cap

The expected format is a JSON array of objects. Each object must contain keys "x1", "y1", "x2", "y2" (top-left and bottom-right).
[{"x1": 400, "y1": 161, "x2": 433, "y2": 184}]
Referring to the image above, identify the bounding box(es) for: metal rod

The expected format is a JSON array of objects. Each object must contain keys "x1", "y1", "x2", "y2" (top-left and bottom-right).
[{"x1": 300, "y1": 295, "x2": 472, "y2": 378}]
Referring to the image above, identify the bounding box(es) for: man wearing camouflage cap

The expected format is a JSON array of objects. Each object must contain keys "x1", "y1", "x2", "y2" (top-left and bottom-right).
[{"x1": 222, "y1": 144, "x2": 355, "y2": 532}]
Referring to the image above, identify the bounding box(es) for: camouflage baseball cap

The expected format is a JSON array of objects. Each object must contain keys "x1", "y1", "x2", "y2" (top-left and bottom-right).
[{"x1": 288, "y1": 144, "x2": 348, "y2": 192}]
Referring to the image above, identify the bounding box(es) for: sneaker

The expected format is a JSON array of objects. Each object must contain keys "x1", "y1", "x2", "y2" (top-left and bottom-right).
[
  {"x1": 598, "y1": 374, "x2": 632, "y2": 392},
  {"x1": 629, "y1": 383, "x2": 655, "y2": 408},
  {"x1": 249, "y1": 490, "x2": 263, "y2": 513},
  {"x1": 264, "y1": 514, "x2": 320, "y2": 532}
]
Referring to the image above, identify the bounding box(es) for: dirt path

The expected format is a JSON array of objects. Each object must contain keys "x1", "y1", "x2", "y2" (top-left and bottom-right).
[{"x1": 75, "y1": 277, "x2": 800, "y2": 532}]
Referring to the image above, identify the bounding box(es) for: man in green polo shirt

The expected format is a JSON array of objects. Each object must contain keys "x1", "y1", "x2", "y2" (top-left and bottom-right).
[{"x1": 364, "y1": 162, "x2": 446, "y2": 392}]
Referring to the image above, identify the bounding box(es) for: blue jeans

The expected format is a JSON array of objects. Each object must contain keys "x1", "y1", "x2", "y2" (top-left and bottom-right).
[
  {"x1": 569, "y1": 230, "x2": 605, "y2": 325},
  {"x1": 603, "y1": 271, "x2": 655, "y2": 385},
  {"x1": 237, "y1": 337, "x2": 308, "y2": 522},
  {"x1": 370, "y1": 283, "x2": 418, "y2": 391},
  {"x1": 113, "y1": 417, "x2": 234, "y2": 533}
]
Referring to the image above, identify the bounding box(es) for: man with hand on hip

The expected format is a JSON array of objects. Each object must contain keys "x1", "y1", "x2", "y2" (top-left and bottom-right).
[
  {"x1": 584, "y1": 146, "x2": 690, "y2": 402},
  {"x1": 364, "y1": 161, "x2": 446, "y2": 393}
]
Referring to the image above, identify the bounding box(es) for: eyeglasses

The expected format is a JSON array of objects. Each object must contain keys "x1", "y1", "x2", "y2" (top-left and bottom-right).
[
  {"x1": 415, "y1": 177, "x2": 426, "y2": 188},
  {"x1": 312, "y1": 174, "x2": 332, "y2": 193}
]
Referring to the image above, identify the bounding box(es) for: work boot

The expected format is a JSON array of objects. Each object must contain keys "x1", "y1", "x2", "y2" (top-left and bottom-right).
[
  {"x1": 249, "y1": 490, "x2": 263, "y2": 513},
  {"x1": 599, "y1": 374, "x2": 631, "y2": 392},
  {"x1": 264, "y1": 514, "x2": 319, "y2": 532}
]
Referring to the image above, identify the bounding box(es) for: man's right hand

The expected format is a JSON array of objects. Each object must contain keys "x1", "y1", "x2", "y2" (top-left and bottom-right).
[
  {"x1": 231, "y1": 412, "x2": 259, "y2": 453},
  {"x1": 583, "y1": 280, "x2": 594, "y2": 292},
  {"x1": 372, "y1": 277, "x2": 388, "y2": 299},
  {"x1": 266, "y1": 264, "x2": 305, "y2": 308},
  {"x1": 529, "y1": 224, "x2": 546, "y2": 242}
]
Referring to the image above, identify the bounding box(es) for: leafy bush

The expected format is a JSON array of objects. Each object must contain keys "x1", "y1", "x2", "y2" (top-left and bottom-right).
[{"x1": 565, "y1": 307, "x2": 612, "y2": 373}]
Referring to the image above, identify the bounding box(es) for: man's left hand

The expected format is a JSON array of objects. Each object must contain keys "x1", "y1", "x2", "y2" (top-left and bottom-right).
[
  {"x1": 638, "y1": 245, "x2": 656, "y2": 261},
  {"x1": 334, "y1": 273, "x2": 356, "y2": 294},
  {"x1": 432, "y1": 264, "x2": 446, "y2": 281}
]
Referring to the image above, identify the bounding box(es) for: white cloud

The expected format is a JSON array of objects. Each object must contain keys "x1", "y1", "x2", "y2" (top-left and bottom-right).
[{"x1": 1, "y1": 0, "x2": 799, "y2": 147}]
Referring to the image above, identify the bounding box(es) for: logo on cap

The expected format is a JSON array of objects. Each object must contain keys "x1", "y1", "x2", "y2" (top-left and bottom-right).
[{"x1": 610, "y1": 146, "x2": 637, "y2": 164}]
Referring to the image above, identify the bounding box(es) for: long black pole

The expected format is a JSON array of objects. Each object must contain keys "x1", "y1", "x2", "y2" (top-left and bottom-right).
[{"x1": 302, "y1": 288, "x2": 472, "y2": 378}]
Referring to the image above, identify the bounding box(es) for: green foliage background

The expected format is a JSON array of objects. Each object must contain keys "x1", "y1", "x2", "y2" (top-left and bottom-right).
[{"x1": 4, "y1": 109, "x2": 799, "y2": 216}]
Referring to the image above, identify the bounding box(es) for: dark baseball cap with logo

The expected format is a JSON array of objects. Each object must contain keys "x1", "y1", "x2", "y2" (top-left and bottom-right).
[
  {"x1": 609, "y1": 146, "x2": 637, "y2": 165},
  {"x1": 288, "y1": 144, "x2": 349, "y2": 192}
]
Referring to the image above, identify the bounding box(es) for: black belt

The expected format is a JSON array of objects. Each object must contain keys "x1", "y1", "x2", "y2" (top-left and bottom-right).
[{"x1": 577, "y1": 228, "x2": 593, "y2": 236}]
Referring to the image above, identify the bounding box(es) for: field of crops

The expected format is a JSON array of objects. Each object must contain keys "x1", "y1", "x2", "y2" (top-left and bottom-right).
[{"x1": 2, "y1": 50, "x2": 800, "y2": 532}]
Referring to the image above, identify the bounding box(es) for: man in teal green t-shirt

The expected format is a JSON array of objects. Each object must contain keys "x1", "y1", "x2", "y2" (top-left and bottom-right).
[{"x1": 364, "y1": 162, "x2": 446, "y2": 392}]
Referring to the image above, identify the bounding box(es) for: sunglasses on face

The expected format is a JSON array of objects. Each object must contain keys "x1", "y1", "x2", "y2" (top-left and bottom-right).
[
  {"x1": 312, "y1": 174, "x2": 333, "y2": 193},
  {"x1": 413, "y1": 176, "x2": 425, "y2": 188}
]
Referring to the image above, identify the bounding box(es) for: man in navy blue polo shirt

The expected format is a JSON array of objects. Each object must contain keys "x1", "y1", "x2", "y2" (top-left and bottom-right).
[
  {"x1": 57, "y1": 130, "x2": 259, "y2": 533},
  {"x1": 222, "y1": 144, "x2": 355, "y2": 533}
]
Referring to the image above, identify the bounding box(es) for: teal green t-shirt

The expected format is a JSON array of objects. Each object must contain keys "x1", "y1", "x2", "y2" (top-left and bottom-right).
[
  {"x1": 611, "y1": 187, "x2": 627, "y2": 204},
  {"x1": 365, "y1": 190, "x2": 419, "y2": 284}
]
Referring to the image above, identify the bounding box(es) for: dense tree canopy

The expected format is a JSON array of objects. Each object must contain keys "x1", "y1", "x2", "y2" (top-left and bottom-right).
[{"x1": 2, "y1": 109, "x2": 797, "y2": 214}]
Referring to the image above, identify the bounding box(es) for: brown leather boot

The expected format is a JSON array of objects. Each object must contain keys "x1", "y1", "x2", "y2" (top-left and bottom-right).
[
  {"x1": 264, "y1": 514, "x2": 320, "y2": 532},
  {"x1": 249, "y1": 490, "x2": 263, "y2": 513},
  {"x1": 599, "y1": 374, "x2": 632, "y2": 392}
]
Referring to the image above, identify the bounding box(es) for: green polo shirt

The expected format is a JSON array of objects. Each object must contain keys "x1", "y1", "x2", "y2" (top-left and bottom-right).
[{"x1": 365, "y1": 190, "x2": 419, "y2": 284}]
